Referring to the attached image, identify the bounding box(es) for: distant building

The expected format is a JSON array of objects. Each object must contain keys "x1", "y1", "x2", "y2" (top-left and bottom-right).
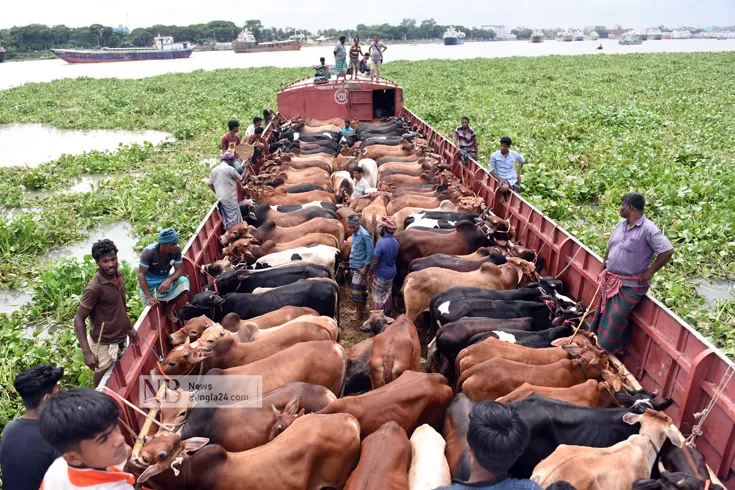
[
  {"x1": 114, "y1": 24, "x2": 130, "y2": 35},
  {"x1": 484, "y1": 25, "x2": 506, "y2": 38}
]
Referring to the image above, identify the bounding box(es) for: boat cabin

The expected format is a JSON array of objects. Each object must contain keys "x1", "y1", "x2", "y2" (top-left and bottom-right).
[{"x1": 277, "y1": 78, "x2": 404, "y2": 121}]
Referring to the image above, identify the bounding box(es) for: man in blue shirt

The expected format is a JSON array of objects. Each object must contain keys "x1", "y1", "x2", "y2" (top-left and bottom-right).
[
  {"x1": 367, "y1": 216, "x2": 400, "y2": 315},
  {"x1": 436, "y1": 401, "x2": 542, "y2": 490},
  {"x1": 340, "y1": 120, "x2": 354, "y2": 138},
  {"x1": 347, "y1": 214, "x2": 374, "y2": 321},
  {"x1": 489, "y1": 136, "x2": 526, "y2": 194}
]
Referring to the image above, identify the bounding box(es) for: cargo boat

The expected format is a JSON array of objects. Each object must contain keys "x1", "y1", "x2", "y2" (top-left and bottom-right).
[
  {"x1": 443, "y1": 27, "x2": 466, "y2": 45},
  {"x1": 100, "y1": 76, "x2": 735, "y2": 487},
  {"x1": 529, "y1": 31, "x2": 545, "y2": 43},
  {"x1": 232, "y1": 28, "x2": 300, "y2": 53},
  {"x1": 50, "y1": 35, "x2": 193, "y2": 63}
]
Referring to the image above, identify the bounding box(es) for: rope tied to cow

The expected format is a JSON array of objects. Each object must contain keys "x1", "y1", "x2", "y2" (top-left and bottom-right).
[
  {"x1": 565, "y1": 281, "x2": 602, "y2": 346},
  {"x1": 685, "y1": 364, "x2": 735, "y2": 447},
  {"x1": 554, "y1": 246, "x2": 584, "y2": 280}
]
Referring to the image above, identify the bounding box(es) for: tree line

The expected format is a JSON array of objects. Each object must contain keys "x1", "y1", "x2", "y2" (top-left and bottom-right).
[{"x1": 314, "y1": 18, "x2": 496, "y2": 41}]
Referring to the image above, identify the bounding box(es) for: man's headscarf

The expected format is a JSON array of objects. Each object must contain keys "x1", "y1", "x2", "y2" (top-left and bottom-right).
[
  {"x1": 221, "y1": 150, "x2": 236, "y2": 162},
  {"x1": 347, "y1": 215, "x2": 361, "y2": 226},
  {"x1": 378, "y1": 216, "x2": 397, "y2": 234},
  {"x1": 158, "y1": 228, "x2": 179, "y2": 244}
]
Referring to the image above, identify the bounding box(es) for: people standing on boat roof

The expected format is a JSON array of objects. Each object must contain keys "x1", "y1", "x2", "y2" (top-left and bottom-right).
[
  {"x1": 334, "y1": 36, "x2": 348, "y2": 80},
  {"x1": 454, "y1": 116, "x2": 478, "y2": 166},
  {"x1": 1, "y1": 364, "x2": 63, "y2": 490},
  {"x1": 221, "y1": 120, "x2": 244, "y2": 175},
  {"x1": 74, "y1": 239, "x2": 138, "y2": 386},
  {"x1": 314, "y1": 57, "x2": 331, "y2": 81},
  {"x1": 138, "y1": 228, "x2": 190, "y2": 324},
  {"x1": 347, "y1": 214, "x2": 374, "y2": 322},
  {"x1": 246, "y1": 126, "x2": 267, "y2": 165},
  {"x1": 38, "y1": 388, "x2": 135, "y2": 489},
  {"x1": 340, "y1": 120, "x2": 354, "y2": 138},
  {"x1": 245, "y1": 116, "x2": 262, "y2": 137},
  {"x1": 590, "y1": 193, "x2": 674, "y2": 354},
  {"x1": 436, "y1": 401, "x2": 542, "y2": 489},
  {"x1": 367, "y1": 216, "x2": 400, "y2": 316},
  {"x1": 349, "y1": 38, "x2": 362, "y2": 80},
  {"x1": 369, "y1": 36, "x2": 387, "y2": 82},
  {"x1": 489, "y1": 136, "x2": 525, "y2": 194},
  {"x1": 359, "y1": 53, "x2": 372, "y2": 77},
  {"x1": 209, "y1": 150, "x2": 244, "y2": 231}
]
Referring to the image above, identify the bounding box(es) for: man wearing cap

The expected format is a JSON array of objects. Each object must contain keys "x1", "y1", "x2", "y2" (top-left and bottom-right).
[
  {"x1": 367, "y1": 216, "x2": 400, "y2": 316},
  {"x1": 347, "y1": 214, "x2": 374, "y2": 321},
  {"x1": 209, "y1": 150, "x2": 244, "y2": 230},
  {"x1": 137, "y1": 228, "x2": 190, "y2": 324}
]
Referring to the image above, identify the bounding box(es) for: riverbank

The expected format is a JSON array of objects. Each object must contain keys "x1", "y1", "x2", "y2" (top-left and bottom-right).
[{"x1": 0, "y1": 52, "x2": 733, "y2": 425}]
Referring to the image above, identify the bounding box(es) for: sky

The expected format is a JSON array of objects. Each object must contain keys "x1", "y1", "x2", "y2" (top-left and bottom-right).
[{"x1": 1, "y1": 0, "x2": 734, "y2": 32}]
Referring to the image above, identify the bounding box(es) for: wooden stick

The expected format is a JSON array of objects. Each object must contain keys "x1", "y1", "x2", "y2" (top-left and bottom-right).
[
  {"x1": 95, "y1": 322, "x2": 106, "y2": 359},
  {"x1": 131, "y1": 384, "x2": 168, "y2": 458}
]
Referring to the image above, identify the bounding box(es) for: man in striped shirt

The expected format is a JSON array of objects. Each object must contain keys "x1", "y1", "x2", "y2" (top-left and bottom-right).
[
  {"x1": 454, "y1": 117, "x2": 478, "y2": 166},
  {"x1": 489, "y1": 136, "x2": 526, "y2": 193}
]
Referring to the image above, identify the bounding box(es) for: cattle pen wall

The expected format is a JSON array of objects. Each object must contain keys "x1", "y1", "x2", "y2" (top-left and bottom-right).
[{"x1": 398, "y1": 107, "x2": 735, "y2": 486}]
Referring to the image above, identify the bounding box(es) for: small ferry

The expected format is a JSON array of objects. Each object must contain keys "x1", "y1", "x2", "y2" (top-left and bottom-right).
[
  {"x1": 529, "y1": 31, "x2": 545, "y2": 43},
  {"x1": 232, "y1": 29, "x2": 300, "y2": 54},
  {"x1": 443, "y1": 27, "x2": 466, "y2": 45}
]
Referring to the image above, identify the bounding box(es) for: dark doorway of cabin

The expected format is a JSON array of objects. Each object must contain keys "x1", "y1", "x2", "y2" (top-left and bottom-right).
[{"x1": 373, "y1": 89, "x2": 396, "y2": 118}]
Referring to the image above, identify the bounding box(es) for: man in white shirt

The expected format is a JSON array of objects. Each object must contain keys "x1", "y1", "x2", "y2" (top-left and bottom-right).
[
  {"x1": 489, "y1": 136, "x2": 526, "y2": 193},
  {"x1": 369, "y1": 36, "x2": 387, "y2": 81},
  {"x1": 245, "y1": 116, "x2": 263, "y2": 136},
  {"x1": 350, "y1": 166, "x2": 370, "y2": 200},
  {"x1": 208, "y1": 150, "x2": 244, "y2": 230}
]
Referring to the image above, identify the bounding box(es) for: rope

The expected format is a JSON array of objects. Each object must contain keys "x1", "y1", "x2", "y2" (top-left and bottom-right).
[
  {"x1": 555, "y1": 247, "x2": 584, "y2": 279},
  {"x1": 685, "y1": 364, "x2": 735, "y2": 447},
  {"x1": 154, "y1": 293, "x2": 165, "y2": 359},
  {"x1": 118, "y1": 417, "x2": 143, "y2": 443},
  {"x1": 102, "y1": 387, "x2": 166, "y2": 430},
  {"x1": 566, "y1": 282, "x2": 601, "y2": 346}
]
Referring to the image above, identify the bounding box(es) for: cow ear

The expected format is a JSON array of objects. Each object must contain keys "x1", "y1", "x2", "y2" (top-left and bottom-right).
[
  {"x1": 284, "y1": 396, "x2": 300, "y2": 416},
  {"x1": 137, "y1": 463, "x2": 169, "y2": 484},
  {"x1": 600, "y1": 369, "x2": 613, "y2": 380},
  {"x1": 622, "y1": 413, "x2": 642, "y2": 426},
  {"x1": 550, "y1": 336, "x2": 570, "y2": 347},
  {"x1": 664, "y1": 425, "x2": 683, "y2": 448},
  {"x1": 139, "y1": 398, "x2": 161, "y2": 410},
  {"x1": 182, "y1": 437, "x2": 210, "y2": 455},
  {"x1": 561, "y1": 343, "x2": 582, "y2": 357}
]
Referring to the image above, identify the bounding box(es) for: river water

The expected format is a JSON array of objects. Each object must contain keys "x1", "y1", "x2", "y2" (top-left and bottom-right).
[{"x1": 1, "y1": 39, "x2": 733, "y2": 91}]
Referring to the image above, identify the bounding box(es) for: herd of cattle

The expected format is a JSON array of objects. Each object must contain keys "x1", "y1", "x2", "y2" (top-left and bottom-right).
[{"x1": 127, "y1": 117, "x2": 721, "y2": 490}]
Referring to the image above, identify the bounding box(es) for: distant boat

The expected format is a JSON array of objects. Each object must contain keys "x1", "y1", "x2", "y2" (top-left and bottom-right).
[
  {"x1": 443, "y1": 27, "x2": 466, "y2": 45},
  {"x1": 558, "y1": 31, "x2": 574, "y2": 42},
  {"x1": 50, "y1": 35, "x2": 193, "y2": 63},
  {"x1": 573, "y1": 33, "x2": 585, "y2": 41},
  {"x1": 0, "y1": 45, "x2": 5, "y2": 63},
  {"x1": 530, "y1": 31, "x2": 545, "y2": 43},
  {"x1": 619, "y1": 35, "x2": 644, "y2": 45},
  {"x1": 637, "y1": 33, "x2": 648, "y2": 41},
  {"x1": 232, "y1": 29, "x2": 300, "y2": 54},
  {"x1": 651, "y1": 33, "x2": 663, "y2": 40},
  {"x1": 589, "y1": 31, "x2": 600, "y2": 41}
]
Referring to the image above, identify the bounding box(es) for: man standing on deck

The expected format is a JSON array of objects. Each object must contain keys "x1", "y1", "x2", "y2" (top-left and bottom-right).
[
  {"x1": 369, "y1": 36, "x2": 387, "y2": 82},
  {"x1": 209, "y1": 150, "x2": 244, "y2": 231},
  {"x1": 138, "y1": 228, "x2": 190, "y2": 324},
  {"x1": 591, "y1": 193, "x2": 674, "y2": 354},
  {"x1": 454, "y1": 116, "x2": 478, "y2": 166},
  {"x1": 489, "y1": 136, "x2": 525, "y2": 193},
  {"x1": 349, "y1": 38, "x2": 362, "y2": 80},
  {"x1": 348, "y1": 214, "x2": 374, "y2": 322},
  {"x1": 74, "y1": 240, "x2": 138, "y2": 386},
  {"x1": 334, "y1": 36, "x2": 347, "y2": 80}
]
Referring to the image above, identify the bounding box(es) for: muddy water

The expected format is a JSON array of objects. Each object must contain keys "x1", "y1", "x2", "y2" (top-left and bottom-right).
[
  {"x1": 0, "y1": 289, "x2": 33, "y2": 316},
  {"x1": 25, "y1": 172, "x2": 146, "y2": 200},
  {"x1": 0, "y1": 124, "x2": 172, "y2": 168},
  {"x1": 695, "y1": 278, "x2": 735, "y2": 310}
]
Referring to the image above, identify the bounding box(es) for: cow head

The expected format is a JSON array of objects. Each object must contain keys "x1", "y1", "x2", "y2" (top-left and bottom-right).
[
  {"x1": 220, "y1": 222, "x2": 254, "y2": 245},
  {"x1": 616, "y1": 387, "x2": 674, "y2": 414},
  {"x1": 170, "y1": 315, "x2": 216, "y2": 345},
  {"x1": 153, "y1": 338, "x2": 209, "y2": 376},
  {"x1": 562, "y1": 341, "x2": 608, "y2": 379},
  {"x1": 197, "y1": 325, "x2": 230, "y2": 352},
  {"x1": 131, "y1": 433, "x2": 209, "y2": 484},
  {"x1": 267, "y1": 396, "x2": 306, "y2": 442},
  {"x1": 360, "y1": 310, "x2": 395, "y2": 334},
  {"x1": 223, "y1": 237, "x2": 257, "y2": 260},
  {"x1": 187, "y1": 290, "x2": 226, "y2": 309},
  {"x1": 502, "y1": 257, "x2": 536, "y2": 285},
  {"x1": 634, "y1": 471, "x2": 724, "y2": 490},
  {"x1": 624, "y1": 409, "x2": 683, "y2": 450},
  {"x1": 139, "y1": 388, "x2": 197, "y2": 434},
  {"x1": 207, "y1": 268, "x2": 252, "y2": 295}
]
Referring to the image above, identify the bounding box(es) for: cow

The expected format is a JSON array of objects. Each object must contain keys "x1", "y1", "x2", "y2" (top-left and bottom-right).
[
  {"x1": 239, "y1": 202, "x2": 338, "y2": 228},
  {"x1": 213, "y1": 340, "x2": 346, "y2": 394},
  {"x1": 250, "y1": 245, "x2": 340, "y2": 275},
  {"x1": 344, "y1": 337, "x2": 374, "y2": 396},
  {"x1": 243, "y1": 233, "x2": 341, "y2": 261},
  {"x1": 357, "y1": 158, "x2": 378, "y2": 188},
  {"x1": 408, "y1": 251, "x2": 507, "y2": 274},
  {"x1": 141, "y1": 383, "x2": 336, "y2": 452},
  {"x1": 496, "y1": 372, "x2": 628, "y2": 407},
  {"x1": 409, "y1": 424, "x2": 452, "y2": 490},
  {"x1": 363, "y1": 142, "x2": 421, "y2": 161},
  {"x1": 360, "y1": 192, "x2": 389, "y2": 241},
  {"x1": 177, "y1": 279, "x2": 338, "y2": 322},
  {"x1": 130, "y1": 414, "x2": 361, "y2": 490},
  {"x1": 531, "y1": 410, "x2": 683, "y2": 490},
  {"x1": 404, "y1": 211, "x2": 479, "y2": 230},
  {"x1": 316, "y1": 370, "x2": 453, "y2": 438},
  {"x1": 466, "y1": 323, "x2": 577, "y2": 347},
  {"x1": 443, "y1": 394, "x2": 476, "y2": 481},
  {"x1": 201, "y1": 258, "x2": 232, "y2": 278},
  {"x1": 361, "y1": 312, "x2": 421, "y2": 389},
  {"x1": 205, "y1": 263, "x2": 332, "y2": 294},
  {"x1": 634, "y1": 471, "x2": 724, "y2": 490},
  {"x1": 402, "y1": 259, "x2": 534, "y2": 322},
  {"x1": 344, "y1": 421, "x2": 411, "y2": 490},
  {"x1": 458, "y1": 342, "x2": 608, "y2": 401},
  {"x1": 391, "y1": 201, "x2": 458, "y2": 232},
  {"x1": 378, "y1": 160, "x2": 433, "y2": 178},
  {"x1": 455, "y1": 337, "x2": 570, "y2": 378},
  {"x1": 249, "y1": 187, "x2": 336, "y2": 206},
  {"x1": 380, "y1": 171, "x2": 438, "y2": 188},
  {"x1": 387, "y1": 189, "x2": 458, "y2": 215},
  {"x1": 332, "y1": 171, "x2": 354, "y2": 203}
]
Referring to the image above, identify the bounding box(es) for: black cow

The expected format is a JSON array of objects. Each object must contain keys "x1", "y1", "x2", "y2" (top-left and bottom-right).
[
  {"x1": 404, "y1": 211, "x2": 479, "y2": 230},
  {"x1": 361, "y1": 135, "x2": 418, "y2": 147},
  {"x1": 205, "y1": 263, "x2": 332, "y2": 294},
  {"x1": 634, "y1": 471, "x2": 724, "y2": 490},
  {"x1": 178, "y1": 279, "x2": 338, "y2": 322},
  {"x1": 466, "y1": 322, "x2": 575, "y2": 347},
  {"x1": 436, "y1": 299, "x2": 554, "y2": 332},
  {"x1": 507, "y1": 394, "x2": 641, "y2": 478},
  {"x1": 276, "y1": 130, "x2": 340, "y2": 143},
  {"x1": 408, "y1": 251, "x2": 507, "y2": 274},
  {"x1": 276, "y1": 182, "x2": 326, "y2": 194},
  {"x1": 238, "y1": 202, "x2": 338, "y2": 227}
]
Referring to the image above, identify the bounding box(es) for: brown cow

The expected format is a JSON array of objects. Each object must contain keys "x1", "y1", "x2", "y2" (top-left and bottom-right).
[
  {"x1": 141, "y1": 383, "x2": 336, "y2": 451},
  {"x1": 337, "y1": 206, "x2": 356, "y2": 237},
  {"x1": 455, "y1": 337, "x2": 570, "y2": 379},
  {"x1": 235, "y1": 315, "x2": 339, "y2": 342},
  {"x1": 253, "y1": 187, "x2": 336, "y2": 205},
  {"x1": 386, "y1": 189, "x2": 458, "y2": 215},
  {"x1": 380, "y1": 171, "x2": 438, "y2": 188},
  {"x1": 458, "y1": 343, "x2": 609, "y2": 401},
  {"x1": 395, "y1": 221, "x2": 491, "y2": 267},
  {"x1": 443, "y1": 394, "x2": 476, "y2": 481},
  {"x1": 273, "y1": 171, "x2": 331, "y2": 188},
  {"x1": 216, "y1": 340, "x2": 346, "y2": 394},
  {"x1": 349, "y1": 193, "x2": 380, "y2": 213},
  {"x1": 344, "y1": 337, "x2": 374, "y2": 396},
  {"x1": 402, "y1": 259, "x2": 533, "y2": 321},
  {"x1": 220, "y1": 221, "x2": 252, "y2": 244},
  {"x1": 223, "y1": 237, "x2": 257, "y2": 260},
  {"x1": 251, "y1": 218, "x2": 344, "y2": 247},
  {"x1": 363, "y1": 142, "x2": 421, "y2": 160},
  {"x1": 132, "y1": 414, "x2": 361, "y2": 490},
  {"x1": 361, "y1": 312, "x2": 421, "y2": 389},
  {"x1": 496, "y1": 370, "x2": 629, "y2": 408},
  {"x1": 245, "y1": 233, "x2": 341, "y2": 260},
  {"x1": 316, "y1": 370, "x2": 453, "y2": 438},
  {"x1": 391, "y1": 201, "x2": 458, "y2": 232},
  {"x1": 361, "y1": 192, "x2": 389, "y2": 241},
  {"x1": 344, "y1": 421, "x2": 412, "y2": 490},
  {"x1": 377, "y1": 160, "x2": 432, "y2": 177}
]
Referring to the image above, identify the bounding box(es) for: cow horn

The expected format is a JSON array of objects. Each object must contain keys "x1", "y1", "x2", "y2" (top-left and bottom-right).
[
  {"x1": 271, "y1": 405, "x2": 279, "y2": 415},
  {"x1": 658, "y1": 461, "x2": 666, "y2": 474},
  {"x1": 676, "y1": 479, "x2": 687, "y2": 488},
  {"x1": 651, "y1": 389, "x2": 659, "y2": 397}
]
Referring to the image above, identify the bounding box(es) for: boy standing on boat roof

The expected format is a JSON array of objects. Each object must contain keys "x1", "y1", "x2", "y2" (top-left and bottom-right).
[
  {"x1": 74, "y1": 240, "x2": 137, "y2": 387},
  {"x1": 138, "y1": 228, "x2": 190, "y2": 324},
  {"x1": 334, "y1": 36, "x2": 347, "y2": 79},
  {"x1": 591, "y1": 193, "x2": 674, "y2": 354},
  {"x1": 349, "y1": 38, "x2": 362, "y2": 80},
  {"x1": 369, "y1": 36, "x2": 387, "y2": 82},
  {"x1": 209, "y1": 150, "x2": 244, "y2": 231},
  {"x1": 454, "y1": 116, "x2": 478, "y2": 166},
  {"x1": 489, "y1": 136, "x2": 525, "y2": 193}
]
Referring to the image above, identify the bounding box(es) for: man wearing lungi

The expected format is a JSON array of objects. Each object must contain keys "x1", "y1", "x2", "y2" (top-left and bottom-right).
[
  {"x1": 347, "y1": 214, "x2": 374, "y2": 321},
  {"x1": 591, "y1": 193, "x2": 674, "y2": 353},
  {"x1": 368, "y1": 216, "x2": 400, "y2": 315}
]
